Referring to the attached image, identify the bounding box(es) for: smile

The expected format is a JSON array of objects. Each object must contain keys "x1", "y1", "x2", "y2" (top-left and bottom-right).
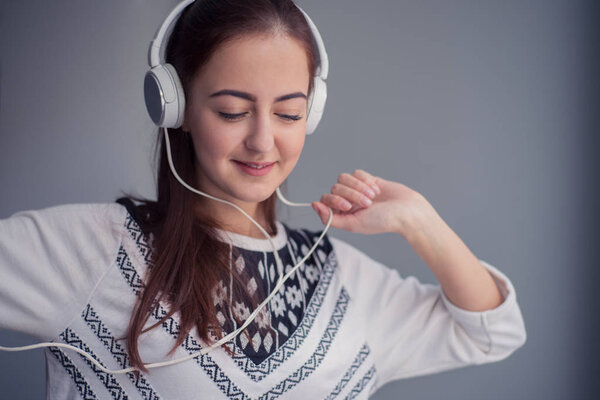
[
  {"x1": 240, "y1": 162, "x2": 273, "y2": 169},
  {"x1": 233, "y1": 160, "x2": 276, "y2": 176}
]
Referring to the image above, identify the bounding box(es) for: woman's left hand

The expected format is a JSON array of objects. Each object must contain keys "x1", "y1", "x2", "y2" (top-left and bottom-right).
[{"x1": 312, "y1": 169, "x2": 439, "y2": 237}]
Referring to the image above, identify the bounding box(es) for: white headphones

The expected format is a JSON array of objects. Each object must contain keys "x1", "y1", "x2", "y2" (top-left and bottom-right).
[{"x1": 143, "y1": 0, "x2": 329, "y2": 135}]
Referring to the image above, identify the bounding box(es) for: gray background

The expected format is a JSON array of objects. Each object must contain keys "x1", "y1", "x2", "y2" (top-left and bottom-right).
[{"x1": 1, "y1": 0, "x2": 597, "y2": 398}]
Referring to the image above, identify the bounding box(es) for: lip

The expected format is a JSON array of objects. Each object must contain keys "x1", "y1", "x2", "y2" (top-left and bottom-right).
[{"x1": 233, "y1": 160, "x2": 276, "y2": 177}]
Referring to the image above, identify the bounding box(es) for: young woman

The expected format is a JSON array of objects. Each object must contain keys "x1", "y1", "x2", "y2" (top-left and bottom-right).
[{"x1": 0, "y1": 0, "x2": 526, "y2": 398}]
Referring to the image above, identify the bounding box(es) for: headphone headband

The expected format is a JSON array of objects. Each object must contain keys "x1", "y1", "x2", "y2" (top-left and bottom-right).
[{"x1": 148, "y1": 0, "x2": 194, "y2": 68}]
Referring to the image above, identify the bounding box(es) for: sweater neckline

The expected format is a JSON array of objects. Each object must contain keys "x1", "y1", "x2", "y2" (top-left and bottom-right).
[
  {"x1": 115, "y1": 198, "x2": 288, "y2": 253},
  {"x1": 213, "y1": 221, "x2": 288, "y2": 252}
]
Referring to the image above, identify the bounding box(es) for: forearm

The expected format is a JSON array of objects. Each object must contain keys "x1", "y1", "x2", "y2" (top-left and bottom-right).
[{"x1": 400, "y1": 203, "x2": 503, "y2": 312}]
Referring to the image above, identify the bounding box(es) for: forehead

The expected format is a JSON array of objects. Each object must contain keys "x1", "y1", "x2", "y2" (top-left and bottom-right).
[{"x1": 190, "y1": 33, "x2": 310, "y2": 98}]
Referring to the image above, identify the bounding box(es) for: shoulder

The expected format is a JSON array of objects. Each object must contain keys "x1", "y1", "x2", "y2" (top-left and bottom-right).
[
  {"x1": 328, "y1": 236, "x2": 386, "y2": 271},
  {"x1": 7, "y1": 202, "x2": 128, "y2": 229},
  {"x1": 328, "y1": 236, "x2": 404, "y2": 295},
  {"x1": 4, "y1": 202, "x2": 129, "y2": 252},
  {"x1": 0, "y1": 202, "x2": 130, "y2": 339},
  {"x1": 8, "y1": 202, "x2": 127, "y2": 222}
]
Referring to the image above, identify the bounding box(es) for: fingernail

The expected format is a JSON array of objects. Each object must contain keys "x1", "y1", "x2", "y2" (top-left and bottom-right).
[
  {"x1": 360, "y1": 196, "x2": 372, "y2": 207},
  {"x1": 364, "y1": 188, "x2": 376, "y2": 199},
  {"x1": 371, "y1": 184, "x2": 380, "y2": 195},
  {"x1": 340, "y1": 200, "x2": 352, "y2": 210}
]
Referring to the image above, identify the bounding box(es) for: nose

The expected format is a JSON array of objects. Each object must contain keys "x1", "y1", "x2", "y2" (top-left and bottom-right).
[{"x1": 244, "y1": 111, "x2": 274, "y2": 153}]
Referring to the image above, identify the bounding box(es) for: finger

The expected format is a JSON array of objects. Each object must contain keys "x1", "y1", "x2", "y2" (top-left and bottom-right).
[
  {"x1": 311, "y1": 201, "x2": 327, "y2": 225},
  {"x1": 313, "y1": 201, "x2": 343, "y2": 227},
  {"x1": 313, "y1": 201, "x2": 356, "y2": 231},
  {"x1": 320, "y1": 193, "x2": 353, "y2": 212},
  {"x1": 352, "y1": 169, "x2": 381, "y2": 194},
  {"x1": 337, "y1": 173, "x2": 377, "y2": 199},
  {"x1": 331, "y1": 182, "x2": 373, "y2": 208}
]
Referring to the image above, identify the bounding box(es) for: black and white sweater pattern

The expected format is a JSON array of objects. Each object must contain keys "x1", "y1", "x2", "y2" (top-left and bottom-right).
[{"x1": 0, "y1": 203, "x2": 526, "y2": 399}]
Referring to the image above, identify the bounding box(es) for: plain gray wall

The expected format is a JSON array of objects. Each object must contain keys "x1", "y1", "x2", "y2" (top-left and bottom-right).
[{"x1": 1, "y1": 0, "x2": 597, "y2": 398}]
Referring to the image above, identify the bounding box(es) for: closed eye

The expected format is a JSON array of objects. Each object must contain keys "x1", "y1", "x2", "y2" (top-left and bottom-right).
[
  {"x1": 275, "y1": 113, "x2": 302, "y2": 121},
  {"x1": 219, "y1": 112, "x2": 302, "y2": 122},
  {"x1": 219, "y1": 112, "x2": 247, "y2": 121}
]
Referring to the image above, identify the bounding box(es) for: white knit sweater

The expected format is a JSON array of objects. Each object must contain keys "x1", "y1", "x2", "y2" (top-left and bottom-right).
[{"x1": 0, "y1": 203, "x2": 526, "y2": 399}]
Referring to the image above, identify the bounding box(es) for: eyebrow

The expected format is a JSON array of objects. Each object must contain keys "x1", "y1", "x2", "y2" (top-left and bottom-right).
[{"x1": 209, "y1": 89, "x2": 307, "y2": 103}]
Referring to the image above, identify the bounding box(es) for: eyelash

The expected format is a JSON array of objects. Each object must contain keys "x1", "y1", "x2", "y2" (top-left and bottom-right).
[{"x1": 218, "y1": 112, "x2": 302, "y2": 122}]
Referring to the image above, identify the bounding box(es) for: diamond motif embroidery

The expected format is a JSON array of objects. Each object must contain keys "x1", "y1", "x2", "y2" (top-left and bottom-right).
[
  {"x1": 288, "y1": 311, "x2": 297, "y2": 326},
  {"x1": 207, "y1": 224, "x2": 333, "y2": 364},
  {"x1": 263, "y1": 333, "x2": 273, "y2": 353},
  {"x1": 258, "y1": 260, "x2": 265, "y2": 279},
  {"x1": 269, "y1": 263, "x2": 276, "y2": 281},
  {"x1": 278, "y1": 322, "x2": 288, "y2": 337},
  {"x1": 213, "y1": 280, "x2": 227, "y2": 306},
  {"x1": 121, "y1": 210, "x2": 341, "y2": 392},
  {"x1": 235, "y1": 255, "x2": 245, "y2": 273},
  {"x1": 252, "y1": 332, "x2": 261, "y2": 352},
  {"x1": 216, "y1": 311, "x2": 226, "y2": 326},
  {"x1": 240, "y1": 332, "x2": 249, "y2": 349},
  {"x1": 247, "y1": 277, "x2": 258, "y2": 296}
]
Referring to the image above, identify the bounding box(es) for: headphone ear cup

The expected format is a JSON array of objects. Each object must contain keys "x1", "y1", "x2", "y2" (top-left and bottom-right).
[
  {"x1": 143, "y1": 63, "x2": 186, "y2": 128},
  {"x1": 305, "y1": 76, "x2": 327, "y2": 135}
]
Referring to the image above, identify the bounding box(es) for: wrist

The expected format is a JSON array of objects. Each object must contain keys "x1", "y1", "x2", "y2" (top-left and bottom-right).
[{"x1": 394, "y1": 193, "x2": 444, "y2": 241}]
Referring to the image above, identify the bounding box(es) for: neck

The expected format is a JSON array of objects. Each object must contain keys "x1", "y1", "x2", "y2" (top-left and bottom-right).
[{"x1": 195, "y1": 197, "x2": 275, "y2": 239}]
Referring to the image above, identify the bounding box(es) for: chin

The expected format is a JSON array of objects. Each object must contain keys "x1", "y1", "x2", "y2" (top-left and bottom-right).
[
  {"x1": 228, "y1": 185, "x2": 277, "y2": 205},
  {"x1": 239, "y1": 191, "x2": 276, "y2": 204}
]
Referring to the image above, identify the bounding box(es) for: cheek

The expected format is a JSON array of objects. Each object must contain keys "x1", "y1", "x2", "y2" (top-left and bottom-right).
[
  {"x1": 191, "y1": 116, "x2": 239, "y2": 162},
  {"x1": 194, "y1": 134, "x2": 234, "y2": 166},
  {"x1": 280, "y1": 132, "x2": 306, "y2": 163}
]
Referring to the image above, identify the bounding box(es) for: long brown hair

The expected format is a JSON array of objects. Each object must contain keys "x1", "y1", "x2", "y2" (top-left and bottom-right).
[{"x1": 124, "y1": 0, "x2": 318, "y2": 372}]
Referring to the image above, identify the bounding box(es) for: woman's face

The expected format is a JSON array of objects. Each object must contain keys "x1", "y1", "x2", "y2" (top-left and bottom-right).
[{"x1": 182, "y1": 33, "x2": 310, "y2": 210}]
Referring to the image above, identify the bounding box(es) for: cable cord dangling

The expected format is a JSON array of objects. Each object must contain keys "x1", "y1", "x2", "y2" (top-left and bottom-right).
[{"x1": 0, "y1": 127, "x2": 334, "y2": 375}]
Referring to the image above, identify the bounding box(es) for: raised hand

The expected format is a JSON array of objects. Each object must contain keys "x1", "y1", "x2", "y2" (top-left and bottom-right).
[
  {"x1": 312, "y1": 169, "x2": 504, "y2": 312},
  {"x1": 311, "y1": 169, "x2": 439, "y2": 237}
]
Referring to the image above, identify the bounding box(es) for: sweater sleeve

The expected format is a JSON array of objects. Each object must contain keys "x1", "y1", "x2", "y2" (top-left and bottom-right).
[
  {"x1": 330, "y1": 237, "x2": 526, "y2": 390},
  {"x1": 0, "y1": 203, "x2": 126, "y2": 341}
]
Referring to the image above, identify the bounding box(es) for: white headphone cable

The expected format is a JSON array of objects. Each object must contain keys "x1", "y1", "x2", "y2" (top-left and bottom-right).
[{"x1": 0, "y1": 127, "x2": 334, "y2": 375}]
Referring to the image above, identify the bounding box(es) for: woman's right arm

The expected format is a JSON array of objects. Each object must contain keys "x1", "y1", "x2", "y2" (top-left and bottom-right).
[{"x1": 0, "y1": 203, "x2": 126, "y2": 341}]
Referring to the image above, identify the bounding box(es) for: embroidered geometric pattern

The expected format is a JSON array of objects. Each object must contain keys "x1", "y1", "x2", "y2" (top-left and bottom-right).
[
  {"x1": 257, "y1": 288, "x2": 350, "y2": 400},
  {"x1": 346, "y1": 366, "x2": 376, "y2": 400},
  {"x1": 147, "y1": 287, "x2": 350, "y2": 400},
  {"x1": 155, "y1": 308, "x2": 251, "y2": 400},
  {"x1": 124, "y1": 214, "x2": 154, "y2": 265},
  {"x1": 213, "y1": 224, "x2": 334, "y2": 365},
  {"x1": 82, "y1": 304, "x2": 160, "y2": 400},
  {"x1": 120, "y1": 211, "x2": 354, "y2": 399},
  {"x1": 48, "y1": 347, "x2": 97, "y2": 400},
  {"x1": 325, "y1": 343, "x2": 371, "y2": 400},
  {"x1": 116, "y1": 242, "x2": 249, "y2": 399},
  {"x1": 122, "y1": 212, "x2": 338, "y2": 373},
  {"x1": 59, "y1": 328, "x2": 127, "y2": 400},
  {"x1": 116, "y1": 246, "x2": 144, "y2": 296},
  {"x1": 124, "y1": 211, "x2": 335, "y2": 364},
  {"x1": 229, "y1": 251, "x2": 338, "y2": 382}
]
